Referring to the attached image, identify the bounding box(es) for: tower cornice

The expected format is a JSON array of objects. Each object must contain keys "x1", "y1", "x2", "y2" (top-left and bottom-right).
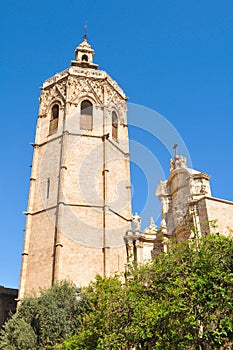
[{"x1": 42, "y1": 67, "x2": 127, "y2": 100}]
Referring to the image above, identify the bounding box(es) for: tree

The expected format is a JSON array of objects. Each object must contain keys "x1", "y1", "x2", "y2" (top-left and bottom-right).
[
  {"x1": 0, "y1": 314, "x2": 37, "y2": 350},
  {"x1": 1, "y1": 235, "x2": 232, "y2": 349},
  {"x1": 0, "y1": 281, "x2": 86, "y2": 350},
  {"x1": 130, "y1": 234, "x2": 233, "y2": 349},
  {"x1": 64, "y1": 234, "x2": 233, "y2": 349},
  {"x1": 63, "y1": 275, "x2": 134, "y2": 349}
]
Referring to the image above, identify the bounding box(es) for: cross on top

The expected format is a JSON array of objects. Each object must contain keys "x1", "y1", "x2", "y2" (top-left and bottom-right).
[
  {"x1": 173, "y1": 143, "x2": 178, "y2": 156},
  {"x1": 83, "y1": 24, "x2": 87, "y2": 40}
]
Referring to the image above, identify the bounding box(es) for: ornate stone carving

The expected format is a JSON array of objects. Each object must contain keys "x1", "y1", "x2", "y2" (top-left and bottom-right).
[
  {"x1": 144, "y1": 217, "x2": 157, "y2": 236},
  {"x1": 43, "y1": 69, "x2": 69, "y2": 89},
  {"x1": 56, "y1": 80, "x2": 67, "y2": 100},
  {"x1": 104, "y1": 84, "x2": 126, "y2": 109},
  {"x1": 132, "y1": 212, "x2": 141, "y2": 232},
  {"x1": 135, "y1": 240, "x2": 143, "y2": 249},
  {"x1": 170, "y1": 154, "x2": 187, "y2": 172},
  {"x1": 68, "y1": 76, "x2": 104, "y2": 104},
  {"x1": 161, "y1": 197, "x2": 171, "y2": 214},
  {"x1": 89, "y1": 79, "x2": 104, "y2": 103},
  {"x1": 160, "y1": 217, "x2": 167, "y2": 235},
  {"x1": 200, "y1": 184, "x2": 208, "y2": 194},
  {"x1": 39, "y1": 83, "x2": 66, "y2": 115},
  {"x1": 70, "y1": 66, "x2": 106, "y2": 79},
  {"x1": 189, "y1": 176, "x2": 196, "y2": 195},
  {"x1": 173, "y1": 202, "x2": 186, "y2": 225}
]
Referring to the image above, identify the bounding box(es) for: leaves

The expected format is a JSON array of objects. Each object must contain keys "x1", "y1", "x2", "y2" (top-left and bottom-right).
[
  {"x1": 1, "y1": 235, "x2": 233, "y2": 349},
  {"x1": 0, "y1": 281, "x2": 85, "y2": 349},
  {"x1": 0, "y1": 314, "x2": 37, "y2": 350},
  {"x1": 64, "y1": 234, "x2": 233, "y2": 349}
]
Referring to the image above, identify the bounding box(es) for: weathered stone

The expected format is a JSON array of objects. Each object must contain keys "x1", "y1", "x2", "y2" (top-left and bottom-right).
[{"x1": 18, "y1": 38, "x2": 132, "y2": 299}]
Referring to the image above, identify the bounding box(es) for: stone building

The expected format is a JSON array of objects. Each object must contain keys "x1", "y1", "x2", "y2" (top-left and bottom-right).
[
  {"x1": 125, "y1": 153, "x2": 233, "y2": 262},
  {"x1": 18, "y1": 36, "x2": 132, "y2": 299},
  {"x1": 18, "y1": 35, "x2": 233, "y2": 299}
]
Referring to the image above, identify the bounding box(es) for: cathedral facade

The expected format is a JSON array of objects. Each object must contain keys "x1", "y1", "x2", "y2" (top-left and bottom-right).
[{"x1": 125, "y1": 153, "x2": 233, "y2": 264}]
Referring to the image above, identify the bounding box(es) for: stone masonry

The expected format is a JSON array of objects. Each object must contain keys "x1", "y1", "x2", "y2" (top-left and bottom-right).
[
  {"x1": 18, "y1": 36, "x2": 132, "y2": 299},
  {"x1": 125, "y1": 153, "x2": 233, "y2": 262},
  {"x1": 18, "y1": 36, "x2": 233, "y2": 299}
]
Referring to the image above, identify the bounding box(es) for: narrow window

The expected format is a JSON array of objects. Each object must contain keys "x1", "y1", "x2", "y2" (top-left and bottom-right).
[
  {"x1": 46, "y1": 178, "x2": 50, "y2": 199},
  {"x1": 112, "y1": 111, "x2": 118, "y2": 140},
  {"x1": 80, "y1": 100, "x2": 93, "y2": 130},
  {"x1": 49, "y1": 104, "x2": 59, "y2": 135}
]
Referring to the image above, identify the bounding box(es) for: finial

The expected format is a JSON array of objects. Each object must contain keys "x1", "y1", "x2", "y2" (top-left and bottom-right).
[
  {"x1": 83, "y1": 24, "x2": 87, "y2": 40},
  {"x1": 173, "y1": 143, "x2": 178, "y2": 157}
]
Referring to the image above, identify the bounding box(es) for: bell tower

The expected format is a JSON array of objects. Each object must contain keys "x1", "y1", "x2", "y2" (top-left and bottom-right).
[{"x1": 18, "y1": 35, "x2": 132, "y2": 298}]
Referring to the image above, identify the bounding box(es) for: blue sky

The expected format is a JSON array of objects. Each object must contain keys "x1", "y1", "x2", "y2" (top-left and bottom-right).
[{"x1": 1, "y1": 0, "x2": 233, "y2": 288}]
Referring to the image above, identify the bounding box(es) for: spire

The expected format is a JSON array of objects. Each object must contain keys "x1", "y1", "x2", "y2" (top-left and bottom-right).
[{"x1": 71, "y1": 29, "x2": 98, "y2": 70}]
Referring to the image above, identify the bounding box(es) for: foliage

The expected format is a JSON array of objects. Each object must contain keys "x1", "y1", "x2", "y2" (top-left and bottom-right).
[
  {"x1": 1, "y1": 235, "x2": 232, "y2": 349},
  {"x1": 0, "y1": 281, "x2": 87, "y2": 350},
  {"x1": 0, "y1": 314, "x2": 37, "y2": 350},
  {"x1": 64, "y1": 234, "x2": 233, "y2": 349},
  {"x1": 64, "y1": 276, "x2": 135, "y2": 349}
]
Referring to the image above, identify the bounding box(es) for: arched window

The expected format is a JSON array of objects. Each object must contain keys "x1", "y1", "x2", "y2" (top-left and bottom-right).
[
  {"x1": 80, "y1": 100, "x2": 93, "y2": 130},
  {"x1": 112, "y1": 111, "x2": 118, "y2": 140},
  {"x1": 82, "y1": 54, "x2": 88, "y2": 62},
  {"x1": 49, "y1": 104, "x2": 59, "y2": 135}
]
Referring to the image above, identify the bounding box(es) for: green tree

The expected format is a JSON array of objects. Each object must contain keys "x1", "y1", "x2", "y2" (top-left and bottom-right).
[
  {"x1": 64, "y1": 234, "x2": 233, "y2": 349},
  {"x1": 63, "y1": 275, "x2": 135, "y2": 349},
  {"x1": 1, "y1": 235, "x2": 232, "y2": 349},
  {"x1": 0, "y1": 281, "x2": 86, "y2": 350},
  {"x1": 129, "y1": 234, "x2": 233, "y2": 349},
  {"x1": 0, "y1": 314, "x2": 37, "y2": 350}
]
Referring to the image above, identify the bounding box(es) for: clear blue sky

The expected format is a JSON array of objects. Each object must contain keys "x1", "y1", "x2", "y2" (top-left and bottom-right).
[{"x1": 1, "y1": 0, "x2": 232, "y2": 288}]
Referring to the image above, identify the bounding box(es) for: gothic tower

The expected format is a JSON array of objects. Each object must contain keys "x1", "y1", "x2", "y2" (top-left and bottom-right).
[{"x1": 18, "y1": 36, "x2": 132, "y2": 298}]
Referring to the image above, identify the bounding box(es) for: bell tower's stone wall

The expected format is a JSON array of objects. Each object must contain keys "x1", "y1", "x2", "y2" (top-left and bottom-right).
[{"x1": 18, "y1": 38, "x2": 132, "y2": 298}]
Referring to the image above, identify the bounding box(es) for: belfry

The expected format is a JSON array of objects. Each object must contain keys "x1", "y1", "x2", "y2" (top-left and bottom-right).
[{"x1": 18, "y1": 35, "x2": 132, "y2": 298}]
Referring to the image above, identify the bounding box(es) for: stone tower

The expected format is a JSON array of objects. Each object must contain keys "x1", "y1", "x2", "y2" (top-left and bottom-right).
[
  {"x1": 155, "y1": 154, "x2": 212, "y2": 245},
  {"x1": 18, "y1": 36, "x2": 132, "y2": 298},
  {"x1": 155, "y1": 154, "x2": 233, "y2": 244}
]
